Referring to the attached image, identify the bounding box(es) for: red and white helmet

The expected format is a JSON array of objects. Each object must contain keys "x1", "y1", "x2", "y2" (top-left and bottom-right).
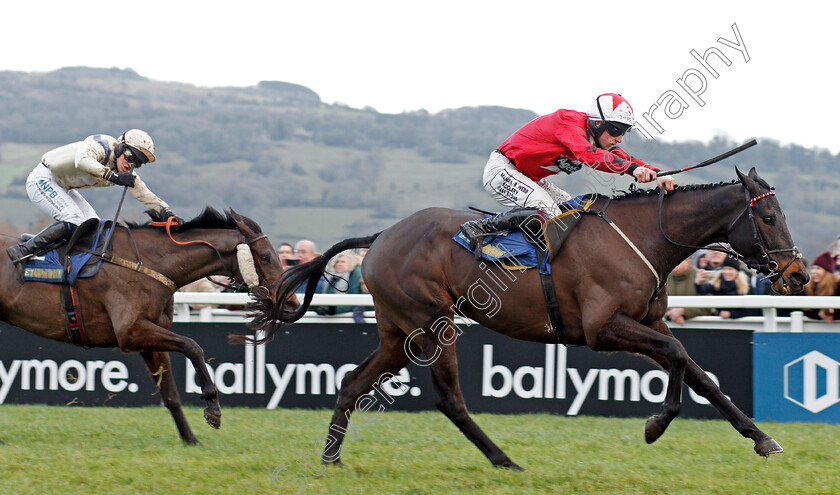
[{"x1": 586, "y1": 93, "x2": 634, "y2": 126}]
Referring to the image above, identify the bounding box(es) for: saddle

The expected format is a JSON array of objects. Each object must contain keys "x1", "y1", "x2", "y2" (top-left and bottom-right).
[
  {"x1": 23, "y1": 218, "x2": 112, "y2": 285},
  {"x1": 453, "y1": 194, "x2": 597, "y2": 273},
  {"x1": 452, "y1": 194, "x2": 597, "y2": 345}
]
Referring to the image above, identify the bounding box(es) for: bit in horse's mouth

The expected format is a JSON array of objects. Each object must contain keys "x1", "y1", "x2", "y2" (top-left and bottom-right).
[{"x1": 249, "y1": 285, "x2": 270, "y2": 300}]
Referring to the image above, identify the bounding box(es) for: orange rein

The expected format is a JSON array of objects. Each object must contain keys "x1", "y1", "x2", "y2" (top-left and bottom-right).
[{"x1": 150, "y1": 216, "x2": 216, "y2": 249}]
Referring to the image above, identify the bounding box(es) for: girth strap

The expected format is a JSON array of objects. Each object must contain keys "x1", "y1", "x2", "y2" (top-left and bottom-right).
[
  {"x1": 535, "y1": 246, "x2": 566, "y2": 344},
  {"x1": 61, "y1": 283, "x2": 90, "y2": 348}
]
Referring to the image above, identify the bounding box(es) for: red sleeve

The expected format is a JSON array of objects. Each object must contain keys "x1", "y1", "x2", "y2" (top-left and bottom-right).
[
  {"x1": 563, "y1": 135, "x2": 652, "y2": 175},
  {"x1": 610, "y1": 147, "x2": 658, "y2": 174},
  {"x1": 548, "y1": 113, "x2": 649, "y2": 175}
]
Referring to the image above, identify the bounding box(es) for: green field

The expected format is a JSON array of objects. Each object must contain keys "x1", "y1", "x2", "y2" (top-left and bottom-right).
[{"x1": 0, "y1": 405, "x2": 836, "y2": 494}]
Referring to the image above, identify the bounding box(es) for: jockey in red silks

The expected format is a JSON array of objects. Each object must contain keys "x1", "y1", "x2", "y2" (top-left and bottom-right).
[{"x1": 460, "y1": 93, "x2": 675, "y2": 250}]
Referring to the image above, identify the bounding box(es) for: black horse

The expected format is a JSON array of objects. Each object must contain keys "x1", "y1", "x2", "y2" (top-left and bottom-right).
[{"x1": 263, "y1": 168, "x2": 807, "y2": 469}]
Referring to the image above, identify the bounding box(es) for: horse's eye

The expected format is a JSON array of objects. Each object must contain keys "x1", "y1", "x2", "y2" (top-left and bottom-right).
[
  {"x1": 259, "y1": 254, "x2": 271, "y2": 263},
  {"x1": 763, "y1": 216, "x2": 775, "y2": 226}
]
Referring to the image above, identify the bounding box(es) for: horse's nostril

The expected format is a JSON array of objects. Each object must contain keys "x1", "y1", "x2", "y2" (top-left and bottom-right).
[
  {"x1": 790, "y1": 271, "x2": 809, "y2": 286},
  {"x1": 782, "y1": 271, "x2": 809, "y2": 292}
]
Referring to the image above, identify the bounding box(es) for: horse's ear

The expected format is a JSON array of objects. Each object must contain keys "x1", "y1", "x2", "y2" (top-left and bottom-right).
[
  {"x1": 735, "y1": 166, "x2": 751, "y2": 187},
  {"x1": 748, "y1": 167, "x2": 759, "y2": 180},
  {"x1": 227, "y1": 209, "x2": 250, "y2": 231}
]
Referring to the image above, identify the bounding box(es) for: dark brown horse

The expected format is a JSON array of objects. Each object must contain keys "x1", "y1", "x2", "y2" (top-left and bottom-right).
[
  {"x1": 0, "y1": 207, "x2": 296, "y2": 443},
  {"x1": 265, "y1": 167, "x2": 807, "y2": 469}
]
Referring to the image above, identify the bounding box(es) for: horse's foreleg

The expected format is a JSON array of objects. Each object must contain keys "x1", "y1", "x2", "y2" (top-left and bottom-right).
[
  {"x1": 176, "y1": 336, "x2": 221, "y2": 429},
  {"x1": 593, "y1": 312, "x2": 688, "y2": 444},
  {"x1": 683, "y1": 355, "x2": 781, "y2": 455},
  {"x1": 322, "y1": 329, "x2": 410, "y2": 466},
  {"x1": 139, "y1": 351, "x2": 199, "y2": 444},
  {"x1": 117, "y1": 321, "x2": 220, "y2": 429},
  {"x1": 647, "y1": 320, "x2": 782, "y2": 456},
  {"x1": 423, "y1": 339, "x2": 523, "y2": 470}
]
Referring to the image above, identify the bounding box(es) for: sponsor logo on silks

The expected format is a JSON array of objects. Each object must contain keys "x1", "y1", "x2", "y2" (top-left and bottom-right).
[
  {"x1": 784, "y1": 350, "x2": 840, "y2": 414},
  {"x1": 38, "y1": 178, "x2": 60, "y2": 199}
]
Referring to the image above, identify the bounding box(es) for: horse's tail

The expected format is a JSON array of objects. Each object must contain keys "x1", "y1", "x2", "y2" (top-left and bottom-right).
[{"x1": 246, "y1": 232, "x2": 382, "y2": 344}]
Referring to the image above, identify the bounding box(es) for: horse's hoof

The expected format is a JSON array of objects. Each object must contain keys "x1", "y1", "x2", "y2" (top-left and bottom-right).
[
  {"x1": 322, "y1": 458, "x2": 344, "y2": 468},
  {"x1": 503, "y1": 462, "x2": 526, "y2": 472},
  {"x1": 754, "y1": 437, "x2": 783, "y2": 457},
  {"x1": 491, "y1": 457, "x2": 526, "y2": 471},
  {"x1": 644, "y1": 416, "x2": 664, "y2": 444},
  {"x1": 204, "y1": 409, "x2": 221, "y2": 429}
]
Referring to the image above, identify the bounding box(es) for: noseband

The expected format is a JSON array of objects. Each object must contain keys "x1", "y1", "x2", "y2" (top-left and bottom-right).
[
  {"x1": 657, "y1": 185, "x2": 802, "y2": 291},
  {"x1": 212, "y1": 233, "x2": 268, "y2": 293},
  {"x1": 154, "y1": 217, "x2": 269, "y2": 293}
]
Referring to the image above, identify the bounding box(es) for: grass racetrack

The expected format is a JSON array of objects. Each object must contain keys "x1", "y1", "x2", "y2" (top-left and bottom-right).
[{"x1": 0, "y1": 405, "x2": 837, "y2": 494}]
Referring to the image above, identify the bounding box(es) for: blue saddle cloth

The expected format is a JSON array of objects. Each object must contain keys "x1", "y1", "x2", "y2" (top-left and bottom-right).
[
  {"x1": 453, "y1": 228, "x2": 549, "y2": 274},
  {"x1": 452, "y1": 195, "x2": 594, "y2": 276},
  {"x1": 23, "y1": 223, "x2": 110, "y2": 285}
]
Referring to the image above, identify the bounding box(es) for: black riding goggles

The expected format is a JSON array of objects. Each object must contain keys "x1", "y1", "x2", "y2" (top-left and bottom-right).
[
  {"x1": 604, "y1": 121, "x2": 632, "y2": 137},
  {"x1": 122, "y1": 145, "x2": 149, "y2": 167}
]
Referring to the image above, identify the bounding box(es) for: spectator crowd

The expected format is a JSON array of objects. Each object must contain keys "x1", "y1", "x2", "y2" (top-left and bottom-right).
[
  {"x1": 665, "y1": 237, "x2": 840, "y2": 325},
  {"x1": 177, "y1": 238, "x2": 371, "y2": 323},
  {"x1": 179, "y1": 234, "x2": 840, "y2": 326}
]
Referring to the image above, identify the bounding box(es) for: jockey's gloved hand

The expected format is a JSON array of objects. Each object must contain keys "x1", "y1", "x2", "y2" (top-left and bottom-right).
[
  {"x1": 103, "y1": 169, "x2": 136, "y2": 187},
  {"x1": 161, "y1": 208, "x2": 184, "y2": 225}
]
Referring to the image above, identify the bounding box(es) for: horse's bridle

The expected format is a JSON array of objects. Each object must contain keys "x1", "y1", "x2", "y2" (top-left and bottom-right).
[
  {"x1": 207, "y1": 232, "x2": 267, "y2": 292},
  {"x1": 724, "y1": 188, "x2": 802, "y2": 287},
  {"x1": 128, "y1": 217, "x2": 269, "y2": 293},
  {"x1": 657, "y1": 185, "x2": 802, "y2": 292}
]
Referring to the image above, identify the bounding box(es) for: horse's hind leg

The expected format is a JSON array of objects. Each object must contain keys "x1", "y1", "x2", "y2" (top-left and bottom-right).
[
  {"x1": 648, "y1": 321, "x2": 781, "y2": 456},
  {"x1": 423, "y1": 338, "x2": 524, "y2": 471},
  {"x1": 322, "y1": 326, "x2": 410, "y2": 466},
  {"x1": 140, "y1": 351, "x2": 199, "y2": 444},
  {"x1": 592, "y1": 312, "x2": 688, "y2": 444}
]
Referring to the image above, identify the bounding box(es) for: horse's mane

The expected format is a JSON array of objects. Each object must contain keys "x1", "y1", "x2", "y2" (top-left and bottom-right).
[
  {"x1": 608, "y1": 179, "x2": 741, "y2": 201},
  {"x1": 124, "y1": 206, "x2": 262, "y2": 233}
]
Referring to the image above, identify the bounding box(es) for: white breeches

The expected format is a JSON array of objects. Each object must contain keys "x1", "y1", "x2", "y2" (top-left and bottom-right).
[
  {"x1": 482, "y1": 151, "x2": 571, "y2": 218},
  {"x1": 26, "y1": 163, "x2": 99, "y2": 225}
]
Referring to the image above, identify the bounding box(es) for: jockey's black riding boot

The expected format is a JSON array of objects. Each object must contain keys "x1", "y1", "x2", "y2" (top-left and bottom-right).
[
  {"x1": 459, "y1": 209, "x2": 544, "y2": 255},
  {"x1": 7, "y1": 222, "x2": 75, "y2": 282}
]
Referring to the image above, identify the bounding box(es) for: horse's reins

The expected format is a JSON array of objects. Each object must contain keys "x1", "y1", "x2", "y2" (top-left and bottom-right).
[
  {"x1": 653, "y1": 139, "x2": 801, "y2": 292},
  {"x1": 656, "y1": 185, "x2": 801, "y2": 292},
  {"x1": 98, "y1": 216, "x2": 265, "y2": 293},
  {"x1": 150, "y1": 216, "x2": 267, "y2": 292}
]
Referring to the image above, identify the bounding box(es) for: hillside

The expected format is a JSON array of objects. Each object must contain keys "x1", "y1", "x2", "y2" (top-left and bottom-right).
[{"x1": 0, "y1": 67, "x2": 836, "y2": 258}]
